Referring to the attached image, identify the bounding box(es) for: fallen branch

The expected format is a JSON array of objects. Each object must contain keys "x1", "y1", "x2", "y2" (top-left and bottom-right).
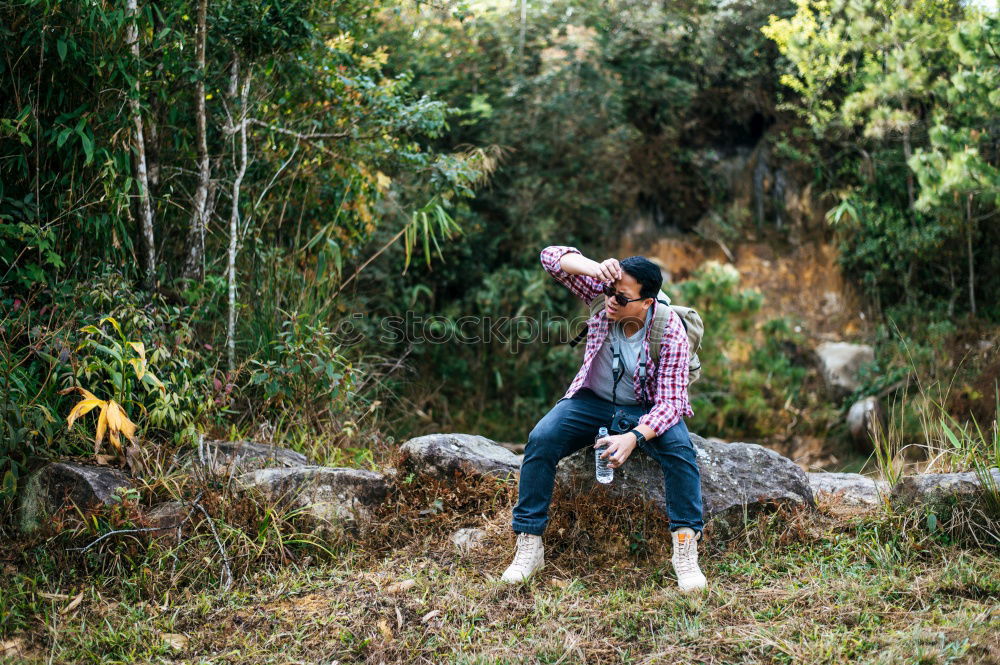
[{"x1": 70, "y1": 492, "x2": 202, "y2": 553}]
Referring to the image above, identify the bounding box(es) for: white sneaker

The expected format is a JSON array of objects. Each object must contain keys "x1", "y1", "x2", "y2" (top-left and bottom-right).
[
  {"x1": 671, "y1": 528, "x2": 707, "y2": 592},
  {"x1": 501, "y1": 533, "x2": 544, "y2": 583}
]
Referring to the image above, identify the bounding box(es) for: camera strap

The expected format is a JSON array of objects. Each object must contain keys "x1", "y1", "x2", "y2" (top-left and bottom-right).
[{"x1": 609, "y1": 320, "x2": 650, "y2": 412}]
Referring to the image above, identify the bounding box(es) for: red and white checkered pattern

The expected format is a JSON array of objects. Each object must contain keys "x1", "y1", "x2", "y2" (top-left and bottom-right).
[{"x1": 541, "y1": 245, "x2": 693, "y2": 436}]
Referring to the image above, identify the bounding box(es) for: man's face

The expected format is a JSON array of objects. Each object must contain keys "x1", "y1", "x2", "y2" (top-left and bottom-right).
[{"x1": 604, "y1": 272, "x2": 652, "y2": 322}]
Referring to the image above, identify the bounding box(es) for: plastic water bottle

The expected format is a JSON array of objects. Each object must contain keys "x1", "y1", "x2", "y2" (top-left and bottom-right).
[{"x1": 595, "y1": 426, "x2": 613, "y2": 484}]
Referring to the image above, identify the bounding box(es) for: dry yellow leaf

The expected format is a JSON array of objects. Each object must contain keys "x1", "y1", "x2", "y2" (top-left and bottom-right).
[
  {"x1": 1, "y1": 638, "x2": 25, "y2": 657},
  {"x1": 61, "y1": 591, "x2": 83, "y2": 615},
  {"x1": 385, "y1": 579, "x2": 416, "y2": 594},
  {"x1": 377, "y1": 619, "x2": 393, "y2": 640},
  {"x1": 67, "y1": 398, "x2": 105, "y2": 429},
  {"x1": 65, "y1": 388, "x2": 139, "y2": 457},
  {"x1": 160, "y1": 633, "x2": 188, "y2": 650}
]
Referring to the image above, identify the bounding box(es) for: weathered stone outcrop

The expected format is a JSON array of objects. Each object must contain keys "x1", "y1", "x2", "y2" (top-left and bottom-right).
[
  {"x1": 237, "y1": 466, "x2": 389, "y2": 526},
  {"x1": 556, "y1": 433, "x2": 814, "y2": 526},
  {"x1": 891, "y1": 469, "x2": 1000, "y2": 508},
  {"x1": 846, "y1": 396, "x2": 882, "y2": 447},
  {"x1": 19, "y1": 463, "x2": 133, "y2": 534},
  {"x1": 815, "y1": 342, "x2": 874, "y2": 395},
  {"x1": 399, "y1": 433, "x2": 522, "y2": 480},
  {"x1": 180, "y1": 440, "x2": 309, "y2": 476},
  {"x1": 808, "y1": 472, "x2": 887, "y2": 507}
]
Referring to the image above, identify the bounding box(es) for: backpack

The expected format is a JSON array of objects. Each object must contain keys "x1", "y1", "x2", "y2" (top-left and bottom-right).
[{"x1": 570, "y1": 290, "x2": 703, "y2": 385}]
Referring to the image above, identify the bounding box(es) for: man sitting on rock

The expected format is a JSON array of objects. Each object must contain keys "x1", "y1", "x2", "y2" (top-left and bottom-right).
[{"x1": 502, "y1": 245, "x2": 706, "y2": 592}]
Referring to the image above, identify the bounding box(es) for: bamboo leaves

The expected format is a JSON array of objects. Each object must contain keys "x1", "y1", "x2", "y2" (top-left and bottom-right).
[{"x1": 403, "y1": 199, "x2": 462, "y2": 274}]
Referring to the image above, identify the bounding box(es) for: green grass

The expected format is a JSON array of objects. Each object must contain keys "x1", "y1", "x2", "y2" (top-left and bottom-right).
[{"x1": 3, "y1": 483, "x2": 1000, "y2": 665}]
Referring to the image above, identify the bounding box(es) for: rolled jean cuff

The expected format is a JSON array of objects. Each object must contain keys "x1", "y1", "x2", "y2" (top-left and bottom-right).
[{"x1": 511, "y1": 519, "x2": 547, "y2": 536}]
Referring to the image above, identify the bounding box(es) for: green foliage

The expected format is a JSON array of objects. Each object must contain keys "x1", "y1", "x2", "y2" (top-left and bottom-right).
[
  {"x1": 910, "y1": 17, "x2": 1000, "y2": 212},
  {"x1": 763, "y1": 0, "x2": 999, "y2": 318},
  {"x1": 669, "y1": 262, "x2": 830, "y2": 438},
  {"x1": 0, "y1": 305, "x2": 66, "y2": 503},
  {"x1": 248, "y1": 313, "x2": 354, "y2": 417}
]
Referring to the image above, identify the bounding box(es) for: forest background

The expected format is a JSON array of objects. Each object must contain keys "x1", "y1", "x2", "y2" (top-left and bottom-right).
[
  {"x1": 2, "y1": 0, "x2": 999, "y2": 513},
  {"x1": 3, "y1": 1, "x2": 1000, "y2": 661}
]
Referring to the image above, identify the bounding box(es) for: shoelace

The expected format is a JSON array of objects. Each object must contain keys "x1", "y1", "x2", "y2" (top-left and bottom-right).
[
  {"x1": 673, "y1": 536, "x2": 699, "y2": 575},
  {"x1": 513, "y1": 534, "x2": 539, "y2": 567}
]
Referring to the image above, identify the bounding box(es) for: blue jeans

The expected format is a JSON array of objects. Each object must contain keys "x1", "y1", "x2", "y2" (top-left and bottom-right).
[{"x1": 512, "y1": 388, "x2": 704, "y2": 536}]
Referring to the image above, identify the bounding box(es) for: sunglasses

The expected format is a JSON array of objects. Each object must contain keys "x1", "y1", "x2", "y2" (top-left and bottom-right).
[{"x1": 602, "y1": 283, "x2": 646, "y2": 307}]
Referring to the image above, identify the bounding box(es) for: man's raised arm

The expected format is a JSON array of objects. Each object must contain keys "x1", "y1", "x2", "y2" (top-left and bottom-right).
[{"x1": 540, "y1": 245, "x2": 622, "y2": 305}]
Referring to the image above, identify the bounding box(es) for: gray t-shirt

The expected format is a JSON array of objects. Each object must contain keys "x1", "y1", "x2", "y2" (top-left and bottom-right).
[{"x1": 584, "y1": 308, "x2": 651, "y2": 405}]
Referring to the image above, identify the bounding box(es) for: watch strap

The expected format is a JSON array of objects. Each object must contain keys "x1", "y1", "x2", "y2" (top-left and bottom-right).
[{"x1": 629, "y1": 428, "x2": 646, "y2": 445}]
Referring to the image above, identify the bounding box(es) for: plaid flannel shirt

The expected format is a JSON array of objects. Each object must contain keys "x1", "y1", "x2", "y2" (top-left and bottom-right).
[{"x1": 541, "y1": 245, "x2": 693, "y2": 436}]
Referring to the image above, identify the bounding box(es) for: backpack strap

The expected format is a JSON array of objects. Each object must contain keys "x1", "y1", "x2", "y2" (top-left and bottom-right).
[
  {"x1": 648, "y1": 294, "x2": 672, "y2": 367},
  {"x1": 568, "y1": 295, "x2": 605, "y2": 348}
]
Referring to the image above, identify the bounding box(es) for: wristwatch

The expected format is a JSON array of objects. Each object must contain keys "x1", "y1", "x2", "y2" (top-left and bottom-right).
[{"x1": 629, "y1": 428, "x2": 646, "y2": 446}]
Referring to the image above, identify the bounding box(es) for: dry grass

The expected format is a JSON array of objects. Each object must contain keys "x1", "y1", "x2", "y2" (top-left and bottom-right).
[{"x1": 3, "y1": 471, "x2": 1000, "y2": 664}]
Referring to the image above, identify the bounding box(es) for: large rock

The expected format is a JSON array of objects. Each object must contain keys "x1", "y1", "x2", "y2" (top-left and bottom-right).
[
  {"x1": 237, "y1": 466, "x2": 389, "y2": 525},
  {"x1": 399, "y1": 433, "x2": 522, "y2": 480},
  {"x1": 815, "y1": 342, "x2": 874, "y2": 395},
  {"x1": 19, "y1": 463, "x2": 133, "y2": 534},
  {"x1": 181, "y1": 439, "x2": 309, "y2": 476},
  {"x1": 846, "y1": 396, "x2": 882, "y2": 447},
  {"x1": 808, "y1": 472, "x2": 887, "y2": 507},
  {"x1": 891, "y1": 469, "x2": 1000, "y2": 508},
  {"x1": 556, "y1": 433, "x2": 814, "y2": 526}
]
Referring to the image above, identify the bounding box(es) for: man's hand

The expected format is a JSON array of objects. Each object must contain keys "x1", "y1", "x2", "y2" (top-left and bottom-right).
[
  {"x1": 594, "y1": 432, "x2": 638, "y2": 469},
  {"x1": 588, "y1": 258, "x2": 622, "y2": 284}
]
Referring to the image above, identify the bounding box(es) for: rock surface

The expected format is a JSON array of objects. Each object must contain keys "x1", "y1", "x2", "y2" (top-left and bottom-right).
[
  {"x1": 846, "y1": 396, "x2": 882, "y2": 446},
  {"x1": 400, "y1": 433, "x2": 522, "y2": 480},
  {"x1": 181, "y1": 439, "x2": 309, "y2": 476},
  {"x1": 19, "y1": 463, "x2": 133, "y2": 534},
  {"x1": 815, "y1": 342, "x2": 874, "y2": 395},
  {"x1": 556, "y1": 433, "x2": 814, "y2": 526},
  {"x1": 238, "y1": 466, "x2": 389, "y2": 525},
  {"x1": 450, "y1": 527, "x2": 487, "y2": 551},
  {"x1": 891, "y1": 469, "x2": 1000, "y2": 507},
  {"x1": 144, "y1": 501, "x2": 188, "y2": 543},
  {"x1": 808, "y1": 472, "x2": 887, "y2": 507}
]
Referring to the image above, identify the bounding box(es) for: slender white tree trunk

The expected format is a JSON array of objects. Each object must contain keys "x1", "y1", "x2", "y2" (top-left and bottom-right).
[
  {"x1": 227, "y1": 54, "x2": 250, "y2": 371},
  {"x1": 125, "y1": 0, "x2": 156, "y2": 289},
  {"x1": 183, "y1": 0, "x2": 210, "y2": 282}
]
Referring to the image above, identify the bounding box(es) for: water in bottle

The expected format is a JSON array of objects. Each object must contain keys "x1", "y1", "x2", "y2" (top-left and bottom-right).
[{"x1": 595, "y1": 426, "x2": 613, "y2": 484}]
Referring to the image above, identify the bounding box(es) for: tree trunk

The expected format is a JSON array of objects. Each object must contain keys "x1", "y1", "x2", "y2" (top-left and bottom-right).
[
  {"x1": 182, "y1": 0, "x2": 210, "y2": 282},
  {"x1": 518, "y1": 0, "x2": 526, "y2": 64},
  {"x1": 966, "y1": 193, "x2": 976, "y2": 317},
  {"x1": 227, "y1": 54, "x2": 250, "y2": 372},
  {"x1": 901, "y1": 103, "x2": 915, "y2": 210},
  {"x1": 125, "y1": 0, "x2": 157, "y2": 290}
]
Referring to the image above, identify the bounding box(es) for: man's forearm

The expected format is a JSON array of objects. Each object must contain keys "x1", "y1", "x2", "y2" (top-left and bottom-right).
[{"x1": 559, "y1": 252, "x2": 598, "y2": 276}]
